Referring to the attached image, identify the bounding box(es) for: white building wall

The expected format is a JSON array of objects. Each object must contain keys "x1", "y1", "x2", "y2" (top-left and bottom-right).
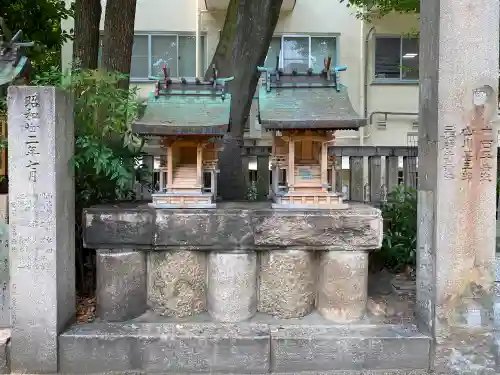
[
  {"x1": 364, "y1": 13, "x2": 420, "y2": 146},
  {"x1": 61, "y1": 0, "x2": 422, "y2": 148}
]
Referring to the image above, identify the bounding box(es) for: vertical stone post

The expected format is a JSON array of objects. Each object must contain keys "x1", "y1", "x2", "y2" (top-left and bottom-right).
[
  {"x1": 497, "y1": 154, "x2": 500, "y2": 219},
  {"x1": 288, "y1": 138, "x2": 295, "y2": 191},
  {"x1": 211, "y1": 169, "x2": 217, "y2": 196},
  {"x1": 368, "y1": 156, "x2": 382, "y2": 204},
  {"x1": 418, "y1": 1, "x2": 499, "y2": 373},
  {"x1": 385, "y1": 156, "x2": 399, "y2": 193},
  {"x1": 0, "y1": 223, "x2": 8, "y2": 328},
  {"x1": 241, "y1": 154, "x2": 249, "y2": 190},
  {"x1": 8, "y1": 86, "x2": 75, "y2": 373},
  {"x1": 256, "y1": 154, "x2": 270, "y2": 200},
  {"x1": 349, "y1": 156, "x2": 363, "y2": 202},
  {"x1": 167, "y1": 145, "x2": 173, "y2": 191},
  {"x1": 143, "y1": 155, "x2": 154, "y2": 199},
  {"x1": 335, "y1": 162, "x2": 343, "y2": 195},
  {"x1": 403, "y1": 156, "x2": 417, "y2": 189},
  {"x1": 271, "y1": 166, "x2": 279, "y2": 197}
]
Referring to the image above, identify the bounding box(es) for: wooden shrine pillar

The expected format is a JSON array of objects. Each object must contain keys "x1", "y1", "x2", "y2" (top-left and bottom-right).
[
  {"x1": 288, "y1": 137, "x2": 294, "y2": 191},
  {"x1": 196, "y1": 143, "x2": 203, "y2": 187},
  {"x1": 167, "y1": 145, "x2": 173, "y2": 191},
  {"x1": 331, "y1": 159, "x2": 337, "y2": 193},
  {"x1": 321, "y1": 142, "x2": 328, "y2": 191}
]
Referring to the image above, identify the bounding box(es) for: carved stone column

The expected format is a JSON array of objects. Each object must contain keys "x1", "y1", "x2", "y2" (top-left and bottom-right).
[{"x1": 418, "y1": 0, "x2": 499, "y2": 373}]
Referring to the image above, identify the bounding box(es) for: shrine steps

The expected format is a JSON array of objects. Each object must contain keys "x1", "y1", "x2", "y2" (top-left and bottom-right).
[{"x1": 172, "y1": 164, "x2": 198, "y2": 189}]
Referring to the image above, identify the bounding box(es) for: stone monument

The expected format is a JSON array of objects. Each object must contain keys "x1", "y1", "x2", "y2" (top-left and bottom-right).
[
  {"x1": 418, "y1": 0, "x2": 499, "y2": 373},
  {"x1": 8, "y1": 86, "x2": 75, "y2": 373}
]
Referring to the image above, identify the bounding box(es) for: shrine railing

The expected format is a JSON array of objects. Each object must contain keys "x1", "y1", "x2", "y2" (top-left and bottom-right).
[{"x1": 135, "y1": 145, "x2": 500, "y2": 208}]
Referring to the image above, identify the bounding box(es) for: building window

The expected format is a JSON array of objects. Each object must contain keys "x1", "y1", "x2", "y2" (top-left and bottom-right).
[
  {"x1": 374, "y1": 36, "x2": 419, "y2": 81},
  {"x1": 264, "y1": 35, "x2": 337, "y2": 73},
  {"x1": 98, "y1": 33, "x2": 207, "y2": 81}
]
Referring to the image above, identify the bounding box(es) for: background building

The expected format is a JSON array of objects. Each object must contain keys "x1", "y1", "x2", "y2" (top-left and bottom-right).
[{"x1": 61, "y1": 0, "x2": 421, "y2": 186}]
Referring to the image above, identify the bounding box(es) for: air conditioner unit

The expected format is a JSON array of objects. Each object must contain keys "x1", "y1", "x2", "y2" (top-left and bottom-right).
[{"x1": 376, "y1": 119, "x2": 387, "y2": 129}]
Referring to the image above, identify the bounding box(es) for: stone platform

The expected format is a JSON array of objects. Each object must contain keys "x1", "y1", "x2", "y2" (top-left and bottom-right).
[
  {"x1": 68, "y1": 202, "x2": 433, "y2": 374},
  {"x1": 60, "y1": 318, "x2": 430, "y2": 374}
]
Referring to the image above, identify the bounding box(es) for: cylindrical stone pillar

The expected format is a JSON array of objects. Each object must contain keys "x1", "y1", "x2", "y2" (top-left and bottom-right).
[
  {"x1": 258, "y1": 250, "x2": 315, "y2": 318},
  {"x1": 147, "y1": 251, "x2": 207, "y2": 318},
  {"x1": 96, "y1": 249, "x2": 147, "y2": 322},
  {"x1": 317, "y1": 251, "x2": 368, "y2": 323},
  {"x1": 207, "y1": 252, "x2": 257, "y2": 322}
]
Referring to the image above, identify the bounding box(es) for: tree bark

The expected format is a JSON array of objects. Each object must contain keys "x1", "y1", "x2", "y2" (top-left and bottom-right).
[
  {"x1": 73, "y1": 0, "x2": 102, "y2": 70},
  {"x1": 101, "y1": 0, "x2": 137, "y2": 88},
  {"x1": 206, "y1": 0, "x2": 283, "y2": 201}
]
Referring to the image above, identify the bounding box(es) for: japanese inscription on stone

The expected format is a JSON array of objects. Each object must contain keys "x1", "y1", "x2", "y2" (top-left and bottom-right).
[
  {"x1": 443, "y1": 125, "x2": 456, "y2": 180},
  {"x1": 459, "y1": 87, "x2": 495, "y2": 182},
  {"x1": 23, "y1": 93, "x2": 41, "y2": 182},
  {"x1": 9, "y1": 90, "x2": 54, "y2": 272}
]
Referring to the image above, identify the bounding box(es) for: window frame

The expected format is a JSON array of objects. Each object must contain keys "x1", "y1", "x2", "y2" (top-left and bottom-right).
[
  {"x1": 266, "y1": 34, "x2": 340, "y2": 72},
  {"x1": 372, "y1": 35, "x2": 419, "y2": 85},
  {"x1": 110, "y1": 32, "x2": 208, "y2": 82}
]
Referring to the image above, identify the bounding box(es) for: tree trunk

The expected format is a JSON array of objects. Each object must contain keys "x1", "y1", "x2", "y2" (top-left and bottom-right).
[
  {"x1": 206, "y1": 0, "x2": 283, "y2": 201},
  {"x1": 73, "y1": 0, "x2": 102, "y2": 70},
  {"x1": 101, "y1": 0, "x2": 137, "y2": 88}
]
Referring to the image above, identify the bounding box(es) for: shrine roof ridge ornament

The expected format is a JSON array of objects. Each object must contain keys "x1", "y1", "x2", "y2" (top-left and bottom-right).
[
  {"x1": 257, "y1": 56, "x2": 366, "y2": 131},
  {"x1": 150, "y1": 64, "x2": 234, "y2": 100},
  {"x1": 132, "y1": 64, "x2": 232, "y2": 136},
  {"x1": 257, "y1": 56, "x2": 347, "y2": 93},
  {"x1": 0, "y1": 17, "x2": 33, "y2": 87}
]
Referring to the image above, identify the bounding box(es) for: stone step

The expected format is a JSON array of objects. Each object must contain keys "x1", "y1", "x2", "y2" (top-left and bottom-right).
[{"x1": 59, "y1": 322, "x2": 431, "y2": 374}]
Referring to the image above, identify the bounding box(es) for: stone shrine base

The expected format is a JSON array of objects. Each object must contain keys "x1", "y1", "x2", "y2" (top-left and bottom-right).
[
  {"x1": 59, "y1": 272, "x2": 431, "y2": 374},
  {"x1": 60, "y1": 319, "x2": 430, "y2": 374},
  {"x1": 66, "y1": 202, "x2": 430, "y2": 374}
]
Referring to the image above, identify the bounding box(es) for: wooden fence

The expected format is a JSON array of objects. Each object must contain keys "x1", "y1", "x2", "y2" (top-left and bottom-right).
[{"x1": 138, "y1": 145, "x2": 500, "y2": 206}]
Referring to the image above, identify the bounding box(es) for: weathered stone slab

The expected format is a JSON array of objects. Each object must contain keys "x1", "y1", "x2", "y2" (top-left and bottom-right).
[
  {"x1": 155, "y1": 209, "x2": 254, "y2": 250},
  {"x1": 270, "y1": 324, "x2": 431, "y2": 372},
  {"x1": 59, "y1": 322, "x2": 270, "y2": 374},
  {"x1": 317, "y1": 251, "x2": 368, "y2": 322},
  {"x1": 207, "y1": 252, "x2": 257, "y2": 322},
  {"x1": 252, "y1": 206, "x2": 382, "y2": 250},
  {"x1": 83, "y1": 203, "x2": 383, "y2": 252},
  {"x1": 96, "y1": 249, "x2": 147, "y2": 321},
  {"x1": 84, "y1": 207, "x2": 155, "y2": 249},
  {"x1": 8, "y1": 86, "x2": 75, "y2": 373},
  {"x1": 258, "y1": 250, "x2": 315, "y2": 318},
  {"x1": 147, "y1": 251, "x2": 206, "y2": 317}
]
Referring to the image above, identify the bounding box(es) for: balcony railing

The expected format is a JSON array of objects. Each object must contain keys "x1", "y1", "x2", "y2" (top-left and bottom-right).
[{"x1": 204, "y1": 0, "x2": 296, "y2": 12}]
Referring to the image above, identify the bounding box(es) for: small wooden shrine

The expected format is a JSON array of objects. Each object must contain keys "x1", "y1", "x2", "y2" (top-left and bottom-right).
[
  {"x1": 258, "y1": 58, "x2": 366, "y2": 209},
  {"x1": 132, "y1": 66, "x2": 232, "y2": 208}
]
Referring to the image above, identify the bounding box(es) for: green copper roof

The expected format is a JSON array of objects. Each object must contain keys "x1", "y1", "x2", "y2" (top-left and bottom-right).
[
  {"x1": 132, "y1": 79, "x2": 231, "y2": 136},
  {"x1": 257, "y1": 71, "x2": 366, "y2": 130},
  {"x1": 0, "y1": 55, "x2": 29, "y2": 86}
]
